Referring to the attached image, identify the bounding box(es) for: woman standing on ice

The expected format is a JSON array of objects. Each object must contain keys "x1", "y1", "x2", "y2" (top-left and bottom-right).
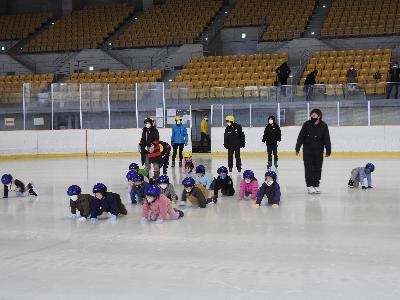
[{"x1": 295, "y1": 108, "x2": 331, "y2": 195}]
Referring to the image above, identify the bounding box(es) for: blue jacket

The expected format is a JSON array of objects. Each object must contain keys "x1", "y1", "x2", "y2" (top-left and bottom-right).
[
  {"x1": 130, "y1": 182, "x2": 151, "y2": 203},
  {"x1": 355, "y1": 167, "x2": 372, "y2": 187},
  {"x1": 256, "y1": 182, "x2": 281, "y2": 205},
  {"x1": 193, "y1": 173, "x2": 214, "y2": 189},
  {"x1": 171, "y1": 125, "x2": 188, "y2": 145}
]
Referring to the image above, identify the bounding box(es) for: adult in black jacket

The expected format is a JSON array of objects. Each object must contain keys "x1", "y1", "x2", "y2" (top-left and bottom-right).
[
  {"x1": 224, "y1": 116, "x2": 245, "y2": 172},
  {"x1": 262, "y1": 115, "x2": 281, "y2": 169},
  {"x1": 140, "y1": 118, "x2": 161, "y2": 178},
  {"x1": 304, "y1": 69, "x2": 318, "y2": 101},
  {"x1": 386, "y1": 62, "x2": 400, "y2": 99},
  {"x1": 275, "y1": 61, "x2": 291, "y2": 85},
  {"x1": 295, "y1": 109, "x2": 331, "y2": 195}
]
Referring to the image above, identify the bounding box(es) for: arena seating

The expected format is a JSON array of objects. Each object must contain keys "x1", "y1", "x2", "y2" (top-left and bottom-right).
[
  {"x1": 24, "y1": 4, "x2": 133, "y2": 53},
  {"x1": 0, "y1": 12, "x2": 52, "y2": 40},
  {"x1": 172, "y1": 53, "x2": 288, "y2": 98},
  {"x1": 223, "y1": 0, "x2": 316, "y2": 41},
  {"x1": 300, "y1": 48, "x2": 392, "y2": 95},
  {"x1": 321, "y1": 0, "x2": 400, "y2": 38},
  {"x1": 112, "y1": 0, "x2": 222, "y2": 48}
]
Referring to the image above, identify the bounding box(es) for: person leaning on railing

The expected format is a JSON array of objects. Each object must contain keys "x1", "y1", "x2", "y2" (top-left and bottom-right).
[
  {"x1": 386, "y1": 62, "x2": 400, "y2": 99},
  {"x1": 304, "y1": 69, "x2": 318, "y2": 101}
]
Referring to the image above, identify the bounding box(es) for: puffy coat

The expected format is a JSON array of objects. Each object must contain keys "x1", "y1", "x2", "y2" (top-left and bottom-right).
[
  {"x1": 171, "y1": 125, "x2": 188, "y2": 145},
  {"x1": 295, "y1": 120, "x2": 331, "y2": 155},
  {"x1": 224, "y1": 123, "x2": 245, "y2": 149},
  {"x1": 262, "y1": 116, "x2": 281, "y2": 145},
  {"x1": 239, "y1": 179, "x2": 259, "y2": 200}
]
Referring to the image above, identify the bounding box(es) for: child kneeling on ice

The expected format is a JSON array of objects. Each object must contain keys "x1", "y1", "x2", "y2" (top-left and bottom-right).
[
  {"x1": 140, "y1": 185, "x2": 184, "y2": 224},
  {"x1": 67, "y1": 185, "x2": 94, "y2": 222},
  {"x1": 239, "y1": 170, "x2": 259, "y2": 201},
  {"x1": 157, "y1": 175, "x2": 178, "y2": 205},
  {"x1": 89, "y1": 183, "x2": 127, "y2": 223},
  {"x1": 193, "y1": 165, "x2": 214, "y2": 190},
  {"x1": 253, "y1": 171, "x2": 281, "y2": 208},
  {"x1": 179, "y1": 177, "x2": 217, "y2": 208},
  {"x1": 129, "y1": 172, "x2": 151, "y2": 204},
  {"x1": 129, "y1": 163, "x2": 149, "y2": 182},
  {"x1": 2, "y1": 174, "x2": 38, "y2": 198},
  {"x1": 211, "y1": 166, "x2": 235, "y2": 202},
  {"x1": 348, "y1": 163, "x2": 375, "y2": 189}
]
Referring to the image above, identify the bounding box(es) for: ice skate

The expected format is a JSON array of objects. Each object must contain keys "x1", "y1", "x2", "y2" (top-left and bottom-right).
[{"x1": 307, "y1": 187, "x2": 316, "y2": 194}]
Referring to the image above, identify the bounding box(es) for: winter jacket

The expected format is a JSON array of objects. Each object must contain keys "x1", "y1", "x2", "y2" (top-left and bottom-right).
[
  {"x1": 171, "y1": 125, "x2": 188, "y2": 145},
  {"x1": 353, "y1": 167, "x2": 372, "y2": 187},
  {"x1": 304, "y1": 71, "x2": 317, "y2": 85},
  {"x1": 130, "y1": 182, "x2": 151, "y2": 204},
  {"x1": 346, "y1": 68, "x2": 357, "y2": 83},
  {"x1": 276, "y1": 62, "x2": 291, "y2": 83},
  {"x1": 224, "y1": 123, "x2": 245, "y2": 149},
  {"x1": 295, "y1": 120, "x2": 331, "y2": 155},
  {"x1": 256, "y1": 182, "x2": 281, "y2": 205},
  {"x1": 3, "y1": 179, "x2": 26, "y2": 197},
  {"x1": 140, "y1": 126, "x2": 161, "y2": 164},
  {"x1": 160, "y1": 183, "x2": 178, "y2": 202},
  {"x1": 389, "y1": 67, "x2": 400, "y2": 82},
  {"x1": 160, "y1": 141, "x2": 171, "y2": 164},
  {"x1": 239, "y1": 179, "x2": 259, "y2": 200},
  {"x1": 90, "y1": 192, "x2": 127, "y2": 218},
  {"x1": 213, "y1": 175, "x2": 235, "y2": 197},
  {"x1": 181, "y1": 185, "x2": 208, "y2": 208},
  {"x1": 193, "y1": 173, "x2": 214, "y2": 189},
  {"x1": 70, "y1": 194, "x2": 94, "y2": 218},
  {"x1": 142, "y1": 194, "x2": 173, "y2": 221},
  {"x1": 262, "y1": 118, "x2": 281, "y2": 145},
  {"x1": 201, "y1": 119, "x2": 208, "y2": 134}
]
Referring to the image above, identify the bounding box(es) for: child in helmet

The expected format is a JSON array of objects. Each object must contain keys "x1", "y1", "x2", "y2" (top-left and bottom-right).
[
  {"x1": 180, "y1": 177, "x2": 217, "y2": 208},
  {"x1": 157, "y1": 175, "x2": 178, "y2": 205},
  {"x1": 262, "y1": 115, "x2": 281, "y2": 170},
  {"x1": 2, "y1": 174, "x2": 38, "y2": 198},
  {"x1": 184, "y1": 161, "x2": 195, "y2": 175},
  {"x1": 212, "y1": 166, "x2": 235, "y2": 201},
  {"x1": 67, "y1": 185, "x2": 94, "y2": 222},
  {"x1": 193, "y1": 165, "x2": 214, "y2": 190},
  {"x1": 129, "y1": 162, "x2": 149, "y2": 183},
  {"x1": 140, "y1": 185, "x2": 184, "y2": 224},
  {"x1": 159, "y1": 140, "x2": 172, "y2": 175},
  {"x1": 239, "y1": 170, "x2": 259, "y2": 201},
  {"x1": 129, "y1": 173, "x2": 151, "y2": 204},
  {"x1": 182, "y1": 152, "x2": 193, "y2": 169},
  {"x1": 348, "y1": 163, "x2": 375, "y2": 189},
  {"x1": 171, "y1": 116, "x2": 188, "y2": 168},
  {"x1": 253, "y1": 171, "x2": 281, "y2": 208},
  {"x1": 89, "y1": 183, "x2": 127, "y2": 223}
]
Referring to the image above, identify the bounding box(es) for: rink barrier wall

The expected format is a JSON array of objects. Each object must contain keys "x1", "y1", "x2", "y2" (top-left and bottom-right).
[{"x1": 0, "y1": 126, "x2": 399, "y2": 158}]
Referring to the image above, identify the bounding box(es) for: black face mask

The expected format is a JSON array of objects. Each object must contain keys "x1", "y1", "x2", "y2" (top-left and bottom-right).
[{"x1": 311, "y1": 117, "x2": 319, "y2": 124}]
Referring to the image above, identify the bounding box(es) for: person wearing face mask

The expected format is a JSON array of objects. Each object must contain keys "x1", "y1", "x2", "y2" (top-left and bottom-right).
[
  {"x1": 262, "y1": 115, "x2": 282, "y2": 170},
  {"x1": 157, "y1": 175, "x2": 178, "y2": 205},
  {"x1": 346, "y1": 65, "x2": 357, "y2": 84},
  {"x1": 89, "y1": 183, "x2": 127, "y2": 223},
  {"x1": 386, "y1": 62, "x2": 400, "y2": 99},
  {"x1": 348, "y1": 163, "x2": 375, "y2": 189},
  {"x1": 179, "y1": 177, "x2": 216, "y2": 207},
  {"x1": 140, "y1": 118, "x2": 161, "y2": 178},
  {"x1": 296, "y1": 108, "x2": 331, "y2": 195},
  {"x1": 239, "y1": 170, "x2": 259, "y2": 201},
  {"x1": 1, "y1": 173, "x2": 38, "y2": 198},
  {"x1": 193, "y1": 165, "x2": 214, "y2": 190},
  {"x1": 223, "y1": 116, "x2": 245, "y2": 173},
  {"x1": 200, "y1": 114, "x2": 210, "y2": 149},
  {"x1": 212, "y1": 166, "x2": 235, "y2": 202},
  {"x1": 171, "y1": 116, "x2": 188, "y2": 168},
  {"x1": 184, "y1": 161, "x2": 194, "y2": 175},
  {"x1": 140, "y1": 185, "x2": 184, "y2": 224},
  {"x1": 252, "y1": 171, "x2": 280, "y2": 208},
  {"x1": 67, "y1": 185, "x2": 94, "y2": 222},
  {"x1": 129, "y1": 173, "x2": 151, "y2": 205},
  {"x1": 128, "y1": 162, "x2": 149, "y2": 183}
]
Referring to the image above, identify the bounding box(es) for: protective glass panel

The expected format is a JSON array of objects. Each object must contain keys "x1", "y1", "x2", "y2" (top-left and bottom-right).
[
  {"x1": 52, "y1": 83, "x2": 81, "y2": 130},
  {"x1": 109, "y1": 83, "x2": 136, "y2": 129},
  {"x1": 370, "y1": 99, "x2": 400, "y2": 125},
  {"x1": 278, "y1": 102, "x2": 309, "y2": 126},
  {"x1": 136, "y1": 82, "x2": 164, "y2": 128},
  {"x1": 214, "y1": 104, "x2": 251, "y2": 127},
  {"x1": 250, "y1": 102, "x2": 278, "y2": 127},
  {"x1": 164, "y1": 82, "x2": 191, "y2": 129},
  {"x1": 339, "y1": 100, "x2": 368, "y2": 126},
  {"x1": 24, "y1": 82, "x2": 52, "y2": 130},
  {"x1": 0, "y1": 82, "x2": 24, "y2": 130},
  {"x1": 81, "y1": 83, "x2": 109, "y2": 129},
  {"x1": 309, "y1": 101, "x2": 339, "y2": 127}
]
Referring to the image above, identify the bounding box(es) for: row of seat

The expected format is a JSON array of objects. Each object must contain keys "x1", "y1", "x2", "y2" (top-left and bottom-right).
[
  {"x1": 0, "y1": 12, "x2": 51, "y2": 40},
  {"x1": 0, "y1": 74, "x2": 54, "y2": 83}
]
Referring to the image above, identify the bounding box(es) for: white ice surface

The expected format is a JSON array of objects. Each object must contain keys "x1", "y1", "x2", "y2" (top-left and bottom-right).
[{"x1": 0, "y1": 155, "x2": 400, "y2": 300}]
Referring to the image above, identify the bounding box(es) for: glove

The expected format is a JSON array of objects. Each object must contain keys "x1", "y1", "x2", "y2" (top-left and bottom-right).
[
  {"x1": 140, "y1": 217, "x2": 148, "y2": 224},
  {"x1": 272, "y1": 204, "x2": 279, "y2": 208},
  {"x1": 362, "y1": 186, "x2": 367, "y2": 190},
  {"x1": 367, "y1": 186, "x2": 373, "y2": 189},
  {"x1": 252, "y1": 203, "x2": 260, "y2": 208},
  {"x1": 71, "y1": 214, "x2": 77, "y2": 219},
  {"x1": 89, "y1": 218, "x2": 98, "y2": 223},
  {"x1": 155, "y1": 219, "x2": 163, "y2": 224},
  {"x1": 108, "y1": 215, "x2": 117, "y2": 224},
  {"x1": 78, "y1": 217, "x2": 87, "y2": 222}
]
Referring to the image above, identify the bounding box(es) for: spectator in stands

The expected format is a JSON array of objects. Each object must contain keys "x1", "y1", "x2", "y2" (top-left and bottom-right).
[
  {"x1": 200, "y1": 114, "x2": 210, "y2": 150},
  {"x1": 304, "y1": 69, "x2": 318, "y2": 101},
  {"x1": 386, "y1": 62, "x2": 400, "y2": 99},
  {"x1": 276, "y1": 61, "x2": 291, "y2": 96},
  {"x1": 346, "y1": 65, "x2": 357, "y2": 84}
]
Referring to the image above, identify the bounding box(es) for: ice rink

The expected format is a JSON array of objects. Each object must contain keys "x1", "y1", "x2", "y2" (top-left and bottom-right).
[{"x1": 0, "y1": 154, "x2": 400, "y2": 300}]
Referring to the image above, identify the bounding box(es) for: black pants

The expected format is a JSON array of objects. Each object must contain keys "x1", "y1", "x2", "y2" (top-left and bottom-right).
[
  {"x1": 222, "y1": 186, "x2": 235, "y2": 196},
  {"x1": 303, "y1": 152, "x2": 324, "y2": 187},
  {"x1": 200, "y1": 133, "x2": 210, "y2": 147},
  {"x1": 266, "y1": 143, "x2": 278, "y2": 163},
  {"x1": 386, "y1": 83, "x2": 399, "y2": 99},
  {"x1": 172, "y1": 143, "x2": 184, "y2": 161},
  {"x1": 228, "y1": 148, "x2": 241, "y2": 170}
]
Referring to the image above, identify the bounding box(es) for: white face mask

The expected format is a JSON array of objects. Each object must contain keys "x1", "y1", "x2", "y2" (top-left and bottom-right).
[
  {"x1": 226, "y1": 122, "x2": 232, "y2": 126},
  {"x1": 204, "y1": 117, "x2": 208, "y2": 121},
  {"x1": 145, "y1": 123, "x2": 151, "y2": 128},
  {"x1": 244, "y1": 179, "x2": 251, "y2": 184},
  {"x1": 266, "y1": 180, "x2": 274, "y2": 186},
  {"x1": 160, "y1": 184, "x2": 168, "y2": 190},
  {"x1": 146, "y1": 196, "x2": 155, "y2": 203},
  {"x1": 268, "y1": 119, "x2": 274, "y2": 124},
  {"x1": 177, "y1": 121, "x2": 182, "y2": 125},
  {"x1": 185, "y1": 187, "x2": 192, "y2": 193},
  {"x1": 70, "y1": 195, "x2": 78, "y2": 201}
]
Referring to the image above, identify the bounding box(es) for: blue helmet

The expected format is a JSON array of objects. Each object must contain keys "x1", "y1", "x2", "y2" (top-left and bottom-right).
[
  {"x1": 185, "y1": 161, "x2": 194, "y2": 169},
  {"x1": 196, "y1": 165, "x2": 206, "y2": 173},
  {"x1": 67, "y1": 185, "x2": 81, "y2": 196},
  {"x1": 158, "y1": 175, "x2": 169, "y2": 184},
  {"x1": 365, "y1": 163, "x2": 375, "y2": 172},
  {"x1": 243, "y1": 170, "x2": 254, "y2": 179},
  {"x1": 217, "y1": 166, "x2": 228, "y2": 174},
  {"x1": 265, "y1": 171, "x2": 277, "y2": 180},
  {"x1": 1, "y1": 174, "x2": 12, "y2": 185},
  {"x1": 182, "y1": 177, "x2": 195, "y2": 187},
  {"x1": 93, "y1": 183, "x2": 107, "y2": 194},
  {"x1": 129, "y1": 163, "x2": 139, "y2": 170},
  {"x1": 146, "y1": 185, "x2": 161, "y2": 197},
  {"x1": 132, "y1": 172, "x2": 144, "y2": 182},
  {"x1": 126, "y1": 170, "x2": 137, "y2": 181}
]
